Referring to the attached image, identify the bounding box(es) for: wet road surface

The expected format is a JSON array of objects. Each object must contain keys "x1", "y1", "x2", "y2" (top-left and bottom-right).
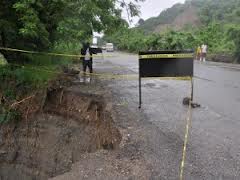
[
  {"x1": 52, "y1": 52, "x2": 240, "y2": 180},
  {"x1": 94, "y1": 52, "x2": 240, "y2": 179}
]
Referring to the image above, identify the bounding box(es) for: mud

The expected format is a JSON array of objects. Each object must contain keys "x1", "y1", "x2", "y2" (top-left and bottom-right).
[{"x1": 0, "y1": 78, "x2": 121, "y2": 180}]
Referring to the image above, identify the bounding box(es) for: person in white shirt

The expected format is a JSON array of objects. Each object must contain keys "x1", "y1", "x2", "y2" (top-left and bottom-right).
[
  {"x1": 81, "y1": 42, "x2": 94, "y2": 73},
  {"x1": 200, "y1": 44, "x2": 207, "y2": 62}
]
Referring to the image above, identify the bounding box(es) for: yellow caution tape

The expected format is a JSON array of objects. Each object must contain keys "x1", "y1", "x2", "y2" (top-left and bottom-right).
[
  {"x1": 179, "y1": 78, "x2": 193, "y2": 180},
  {"x1": 0, "y1": 47, "x2": 194, "y2": 60},
  {"x1": 80, "y1": 71, "x2": 137, "y2": 79},
  {"x1": 6, "y1": 63, "x2": 191, "y2": 81},
  {"x1": 81, "y1": 71, "x2": 191, "y2": 81},
  {"x1": 0, "y1": 47, "x2": 115, "y2": 58},
  {"x1": 139, "y1": 53, "x2": 194, "y2": 59}
]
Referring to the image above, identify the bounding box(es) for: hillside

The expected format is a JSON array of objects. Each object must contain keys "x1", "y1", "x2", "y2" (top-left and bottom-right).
[
  {"x1": 153, "y1": 6, "x2": 201, "y2": 33},
  {"x1": 138, "y1": 0, "x2": 240, "y2": 33}
]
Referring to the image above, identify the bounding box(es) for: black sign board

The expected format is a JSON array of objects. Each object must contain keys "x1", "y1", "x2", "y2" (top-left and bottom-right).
[
  {"x1": 138, "y1": 50, "x2": 194, "y2": 108},
  {"x1": 139, "y1": 50, "x2": 194, "y2": 78}
]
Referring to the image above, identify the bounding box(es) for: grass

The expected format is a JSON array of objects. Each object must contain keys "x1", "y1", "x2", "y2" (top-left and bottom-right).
[
  {"x1": 0, "y1": 63, "x2": 56, "y2": 124},
  {"x1": 0, "y1": 52, "x2": 78, "y2": 124},
  {"x1": 0, "y1": 42, "x2": 83, "y2": 124}
]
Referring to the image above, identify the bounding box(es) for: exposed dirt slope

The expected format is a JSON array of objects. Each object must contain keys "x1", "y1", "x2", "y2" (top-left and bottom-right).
[
  {"x1": 0, "y1": 77, "x2": 121, "y2": 180},
  {"x1": 154, "y1": 6, "x2": 201, "y2": 33}
]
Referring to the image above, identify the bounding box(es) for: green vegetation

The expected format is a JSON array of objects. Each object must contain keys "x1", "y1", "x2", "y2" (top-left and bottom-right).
[
  {"x1": 0, "y1": 0, "x2": 144, "y2": 123},
  {"x1": 105, "y1": 23, "x2": 234, "y2": 52},
  {"x1": 1, "y1": 0, "x2": 127, "y2": 59},
  {"x1": 105, "y1": 0, "x2": 240, "y2": 63},
  {"x1": 0, "y1": 0, "x2": 143, "y2": 89},
  {"x1": 228, "y1": 25, "x2": 240, "y2": 62},
  {"x1": 0, "y1": 62, "x2": 59, "y2": 124},
  {"x1": 0, "y1": 108, "x2": 20, "y2": 124}
]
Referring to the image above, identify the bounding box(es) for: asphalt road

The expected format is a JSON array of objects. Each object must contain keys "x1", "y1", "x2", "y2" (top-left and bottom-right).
[
  {"x1": 94, "y1": 52, "x2": 240, "y2": 179},
  {"x1": 52, "y1": 51, "x2": 240, "y2": 180}
]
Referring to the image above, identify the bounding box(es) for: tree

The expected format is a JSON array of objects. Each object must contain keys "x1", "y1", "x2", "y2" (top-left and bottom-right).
[{"x1": 0, "y1": 0, "x2": 144, "y2": 62}]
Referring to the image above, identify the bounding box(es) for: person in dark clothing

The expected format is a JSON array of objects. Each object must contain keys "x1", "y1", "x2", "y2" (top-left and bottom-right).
[{"x1": 81, "y1": 42, "x2": 96, "y2": 73}]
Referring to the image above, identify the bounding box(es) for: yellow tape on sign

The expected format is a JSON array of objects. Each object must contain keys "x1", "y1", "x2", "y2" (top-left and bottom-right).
[{"x1": 139, "y1": 53, "x2": 194, "y2": 59}]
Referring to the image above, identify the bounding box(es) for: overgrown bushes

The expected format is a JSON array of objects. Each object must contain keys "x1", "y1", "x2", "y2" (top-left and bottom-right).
[
  {"x1": 105, "y1": 23, "x2": 240, "y2": 63},
  {"x1": 0, "y1": 54, "x2": 75, "y2": 124}
]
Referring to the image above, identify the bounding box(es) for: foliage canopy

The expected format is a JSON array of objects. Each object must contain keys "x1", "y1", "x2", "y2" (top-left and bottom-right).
[{"x1": 0, "y1": 0, "x2": 143, "y2": 56}]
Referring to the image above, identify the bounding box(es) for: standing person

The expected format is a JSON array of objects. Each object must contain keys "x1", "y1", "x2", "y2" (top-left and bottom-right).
[
  {"x1": 80, "y1": 42, "x2": 95, "y2": 73},
  {"x1": 196, "y1": 45, "x2": 201, "y2": 61},
  {"x1": 200, "y1": 43, "x2": 207, "y2": 62}
]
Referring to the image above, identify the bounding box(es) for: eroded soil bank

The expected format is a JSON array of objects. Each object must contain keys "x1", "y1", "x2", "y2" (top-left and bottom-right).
[{"x1": 0, "y1": 76, "x2": 121, "y2": 180}]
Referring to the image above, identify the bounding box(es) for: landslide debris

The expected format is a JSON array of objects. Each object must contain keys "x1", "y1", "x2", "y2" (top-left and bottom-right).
[{"x1": 0, "y1": 75, "x2": 121, "y2": 180}]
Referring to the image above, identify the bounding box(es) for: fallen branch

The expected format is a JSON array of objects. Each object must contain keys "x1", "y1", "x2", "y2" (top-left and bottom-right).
[{"x1": 10, "y1": 95, "x2": 35, "y2": 108}]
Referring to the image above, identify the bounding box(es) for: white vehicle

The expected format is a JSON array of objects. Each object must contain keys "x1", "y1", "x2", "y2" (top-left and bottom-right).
[{"x1": 106, "y1": 43, "x2": 114, "y2": 52}]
